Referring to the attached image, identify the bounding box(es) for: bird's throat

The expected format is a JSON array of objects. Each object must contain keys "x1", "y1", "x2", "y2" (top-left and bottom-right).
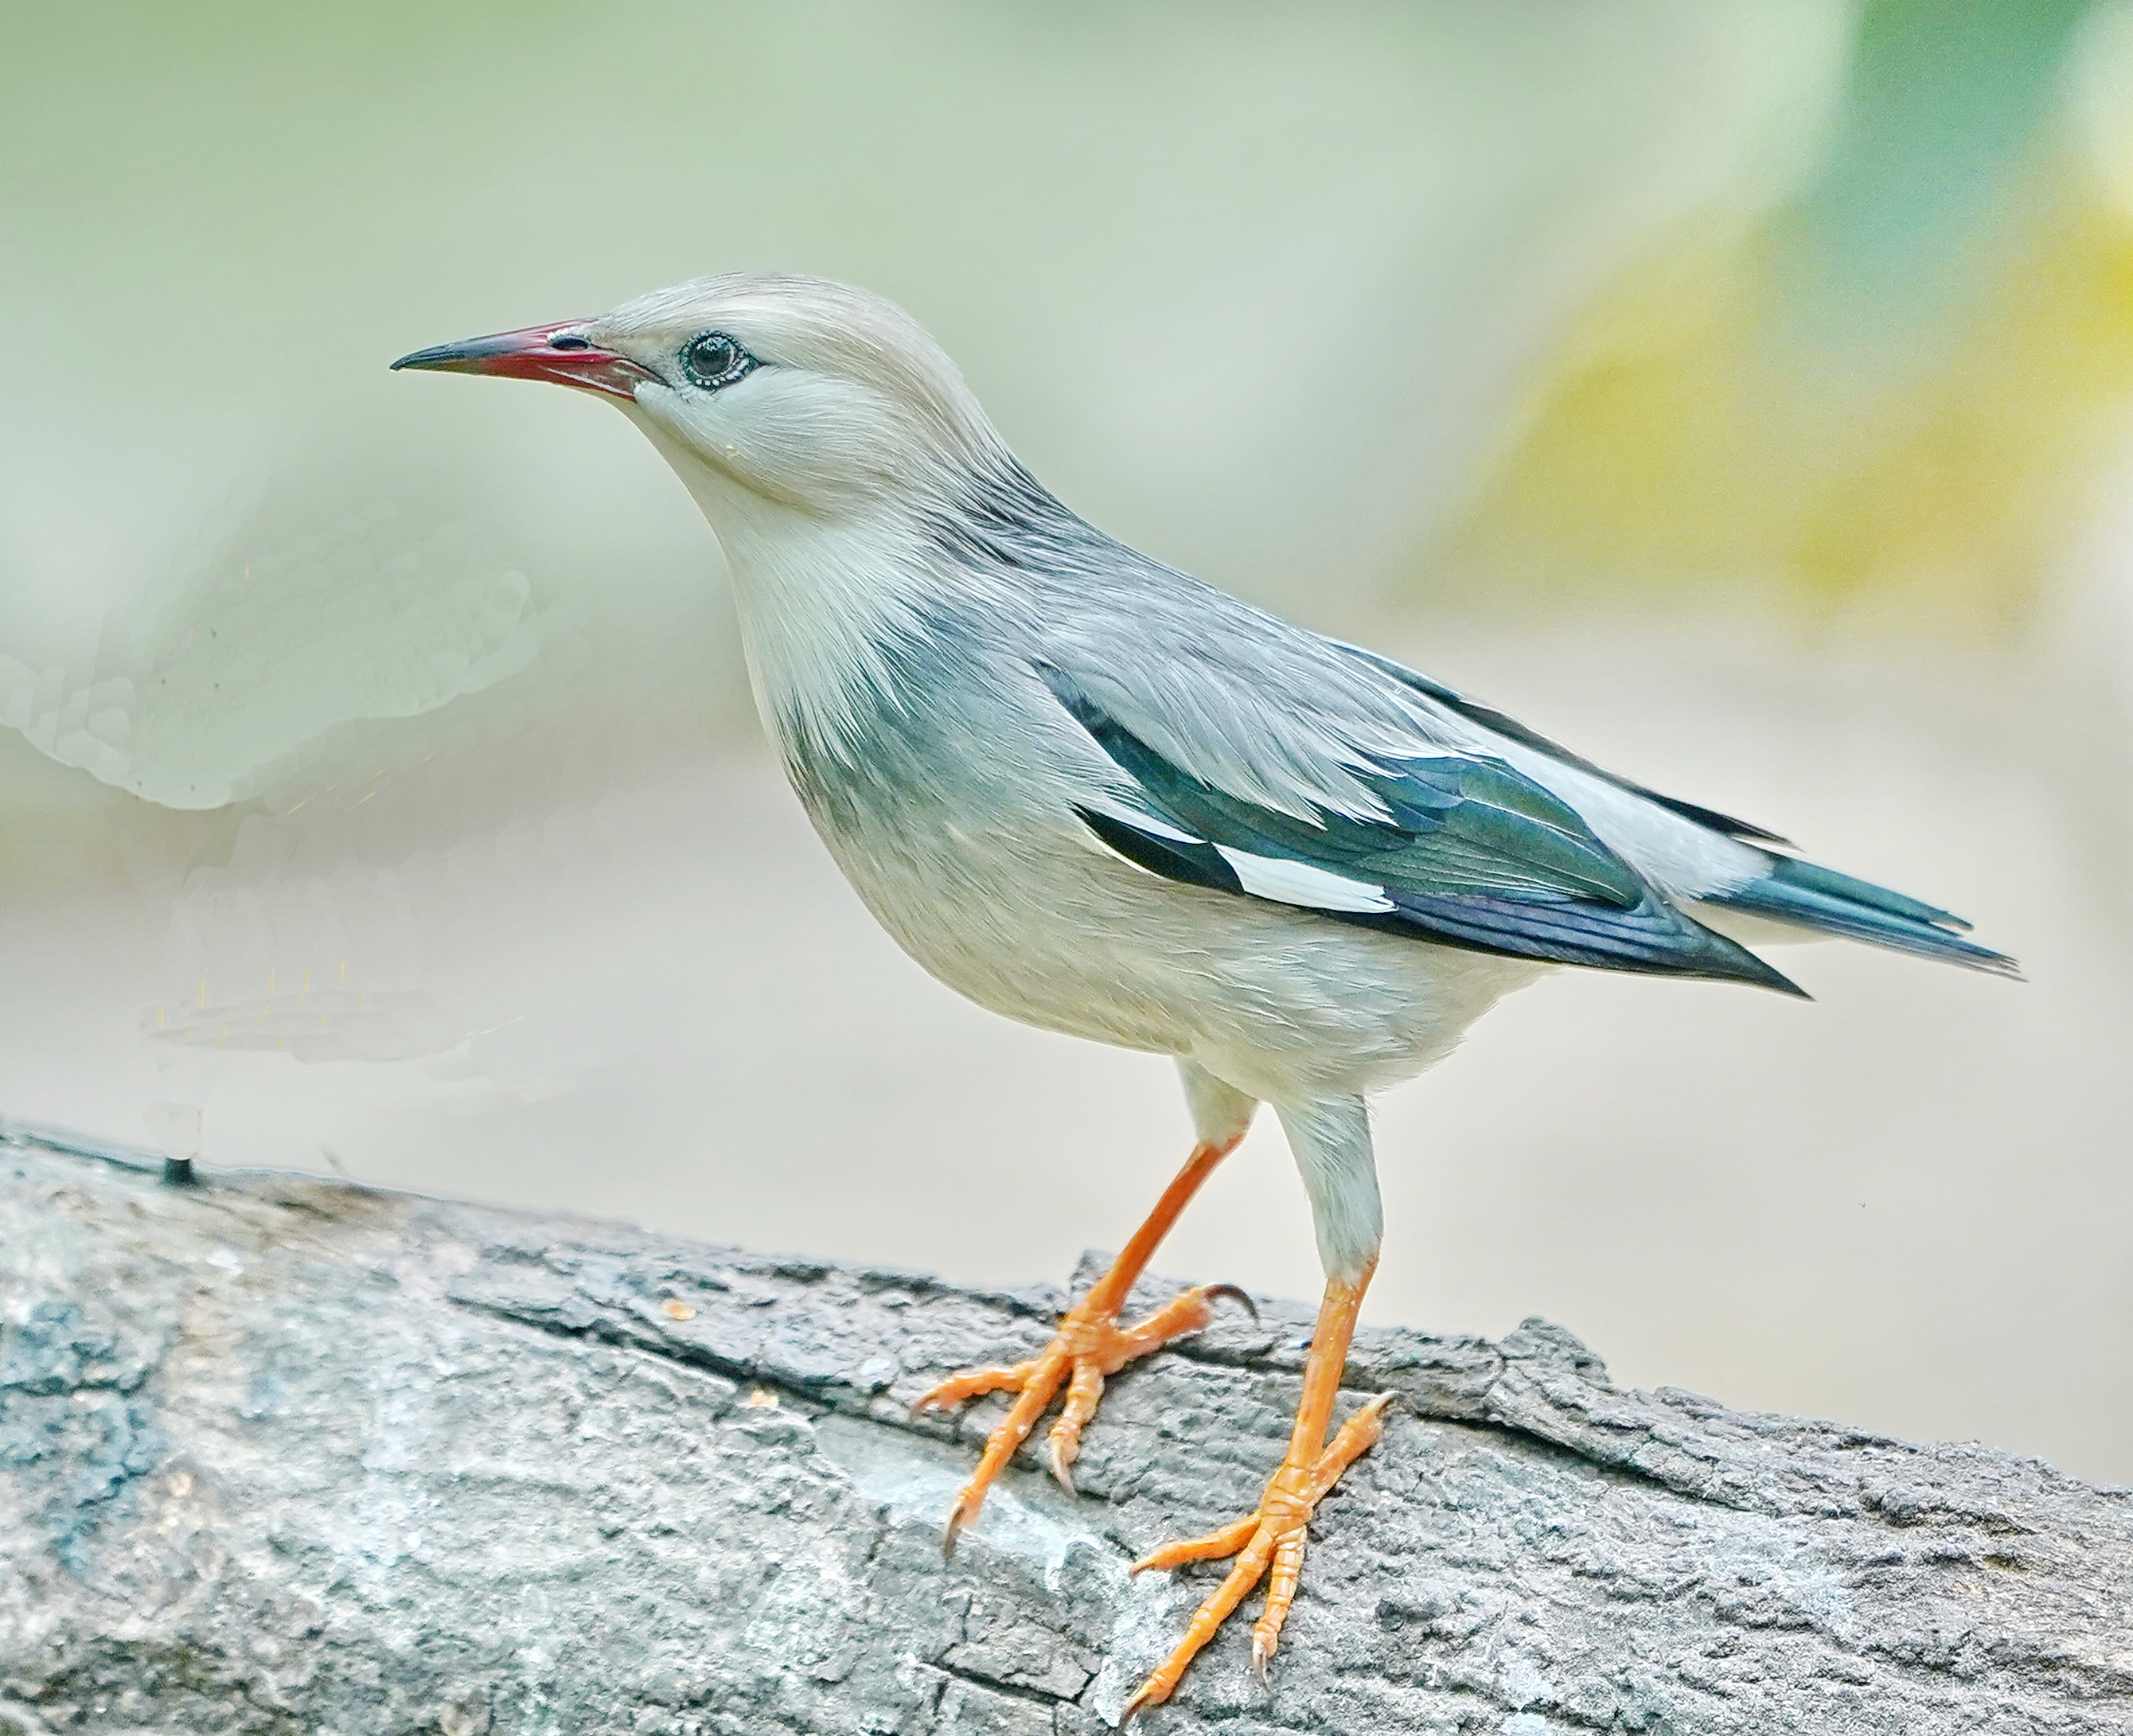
[{"x1": 654, "y1": 437, "x2": 930, "y2": 768}]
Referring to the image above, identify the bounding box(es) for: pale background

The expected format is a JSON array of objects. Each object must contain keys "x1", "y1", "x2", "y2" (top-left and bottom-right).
[{"x1": 5, "y1": 2, "x2": 2131, "y2": 1482}]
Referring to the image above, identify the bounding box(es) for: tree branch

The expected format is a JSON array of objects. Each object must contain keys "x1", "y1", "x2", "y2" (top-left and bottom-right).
[{"x1": 3, "y1": 1131, "x2": 2128, "y2": 1734}]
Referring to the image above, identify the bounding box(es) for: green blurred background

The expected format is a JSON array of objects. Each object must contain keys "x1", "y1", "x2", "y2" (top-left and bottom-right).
[{"x1": 5, "y1": 2, "x2": 2131, "y2": 1478}]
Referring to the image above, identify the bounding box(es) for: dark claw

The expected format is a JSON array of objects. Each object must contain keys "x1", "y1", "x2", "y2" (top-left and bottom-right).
[
  {"x1": 161, "y1": 1157, "x2": 198, "y2": 1188},
  {"x1": 1203, "y1": 1282, "x2": 1258, "y2": 1325}
]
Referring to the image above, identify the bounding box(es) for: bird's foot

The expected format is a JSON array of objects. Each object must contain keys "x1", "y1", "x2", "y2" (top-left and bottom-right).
[
  {"x1": 1121, "y1": 1391, "x2": 1393, "y2": 1720},
  {"x1": 912, "y1": 1278, "x2": 1254, "y2": 1548}
]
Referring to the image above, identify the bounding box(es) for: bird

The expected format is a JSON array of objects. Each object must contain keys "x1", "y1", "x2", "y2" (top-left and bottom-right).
[{"x1": 392, "y1": 275, "x2": 2018, "y2": 1717}]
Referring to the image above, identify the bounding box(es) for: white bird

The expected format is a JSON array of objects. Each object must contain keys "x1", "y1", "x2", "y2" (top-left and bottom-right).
[{"x1": 393, "y1": 275, "x2": 2017, "y2": 1716}]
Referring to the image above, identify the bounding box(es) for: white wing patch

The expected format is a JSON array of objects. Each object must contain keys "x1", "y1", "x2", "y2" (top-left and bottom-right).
[
  {"x1": 1214, "y1": 847, "x2": 1395, "y2": 914},
  {"x1": 1113, "y1": 809, "x2": 1205, "y2": 845}
]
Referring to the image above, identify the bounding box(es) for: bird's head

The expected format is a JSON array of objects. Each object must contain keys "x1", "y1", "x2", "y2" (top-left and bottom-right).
[{"x1": 393, "y1": 273, "x2": 1005, "y2": 525}]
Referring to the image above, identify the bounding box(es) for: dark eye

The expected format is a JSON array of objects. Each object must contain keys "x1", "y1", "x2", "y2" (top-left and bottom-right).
[{"x1": 680, "y1": 330, "x2": 756, "y2": 391}]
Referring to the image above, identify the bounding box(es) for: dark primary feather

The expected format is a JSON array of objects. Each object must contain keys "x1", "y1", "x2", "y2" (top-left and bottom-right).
[{"x1": 1042, "y1": 667, "x2": 1804, "y2": 995}]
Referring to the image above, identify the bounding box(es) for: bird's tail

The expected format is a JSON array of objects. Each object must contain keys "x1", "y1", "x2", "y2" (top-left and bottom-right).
[{"x1": 1702, "y1": 855, "x2": 2022, "y2": 979}]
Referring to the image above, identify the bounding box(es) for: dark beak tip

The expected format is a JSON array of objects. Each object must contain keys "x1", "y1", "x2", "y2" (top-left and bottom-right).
[
  {"x1": 385, "y1": 321, "x2": 644, "y2": 399},
  {"x1": 389, "y1": 342, "x2": 462, "y2": 373}
]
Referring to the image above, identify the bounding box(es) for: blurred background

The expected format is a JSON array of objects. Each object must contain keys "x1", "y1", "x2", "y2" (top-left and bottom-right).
[{"x1": 5, "y1": 0, "x2": 2131, "y2": 1480}]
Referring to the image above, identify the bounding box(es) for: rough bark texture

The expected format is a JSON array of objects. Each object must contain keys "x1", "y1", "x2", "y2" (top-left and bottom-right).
[{"x1": 3, "y1": 1130, "x2": 2130, "y2": 1736}]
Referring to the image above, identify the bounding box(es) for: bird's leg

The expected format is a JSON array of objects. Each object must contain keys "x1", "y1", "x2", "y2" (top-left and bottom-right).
[
  {"x1": 1121, "y1": 1262, "x2": 1389, "y2": 1720},
  {"x1": 1121, "y1": 1093, "x2": 1388, "y2": 1718},
  {"x1": 912, "y1": 1124, "x2": 1251, "y2": 1550}
]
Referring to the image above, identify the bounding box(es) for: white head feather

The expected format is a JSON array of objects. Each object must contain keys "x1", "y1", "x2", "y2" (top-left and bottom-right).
[
  {"x1": 573, "y1": 274, "x2": 1019, "y2": 757},
  {"x1": 588, "y1": 273, "x2": 1007, "y2": 520}
]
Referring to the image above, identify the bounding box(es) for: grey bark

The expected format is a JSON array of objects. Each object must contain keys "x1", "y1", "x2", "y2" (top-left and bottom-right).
[{"x1": 2, "y1": 1130, "x2": 2129, "y2": 1736}]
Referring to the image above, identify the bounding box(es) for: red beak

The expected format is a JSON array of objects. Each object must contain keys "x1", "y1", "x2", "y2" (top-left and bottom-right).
[{"x1": 390, "y1": 320, "x2": 653, "y2": 400}]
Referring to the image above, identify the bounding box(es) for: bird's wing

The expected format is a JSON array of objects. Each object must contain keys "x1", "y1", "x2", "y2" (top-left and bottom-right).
[{"x1": 1035, "y1": 653, "x2": 1800, "y2": 993}]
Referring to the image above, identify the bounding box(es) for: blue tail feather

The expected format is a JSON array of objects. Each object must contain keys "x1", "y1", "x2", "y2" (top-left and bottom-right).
[{"x1": 1708, "y1": 856, "x2": 2021, "y2": 979}]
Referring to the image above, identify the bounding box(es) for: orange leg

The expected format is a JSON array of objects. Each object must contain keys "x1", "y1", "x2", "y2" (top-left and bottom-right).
[
  {"x1": 1121, "y1": 1260, "x2": 1390, "y2": 1721},
  {"x1": 911, "y1": 1130, "x2": 1250, "y2": 1550}
]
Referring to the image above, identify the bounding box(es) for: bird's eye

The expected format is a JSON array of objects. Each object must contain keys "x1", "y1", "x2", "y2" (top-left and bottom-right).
[{"x1": 680, "y1": 330, "x2": 756, "y2": 391}]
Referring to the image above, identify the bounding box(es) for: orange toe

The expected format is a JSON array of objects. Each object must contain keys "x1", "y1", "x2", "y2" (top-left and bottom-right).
[
  {"x1": 1123, "y1": 1390, "x2": 1393, "y2": 1715},
  {"x1": 918, "y1": 1279, "x2": 1251, "y2": 1544}
]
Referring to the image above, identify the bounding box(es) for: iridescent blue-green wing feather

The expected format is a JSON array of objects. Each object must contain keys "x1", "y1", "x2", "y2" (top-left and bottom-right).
[{"x1": 1043, "y1": 666, "x2": 1803, "y2": 993}]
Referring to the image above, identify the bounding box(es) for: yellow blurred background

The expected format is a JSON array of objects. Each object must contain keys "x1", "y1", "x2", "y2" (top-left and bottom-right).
[{"x1": 5, "y1": 2, "x2": 2131, "y2": 1480}]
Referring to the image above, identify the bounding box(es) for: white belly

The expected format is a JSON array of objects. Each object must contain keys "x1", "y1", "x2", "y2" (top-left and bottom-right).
[{"x1": 811, "y1": 799, "x2": 1542, "y2": 1106}]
